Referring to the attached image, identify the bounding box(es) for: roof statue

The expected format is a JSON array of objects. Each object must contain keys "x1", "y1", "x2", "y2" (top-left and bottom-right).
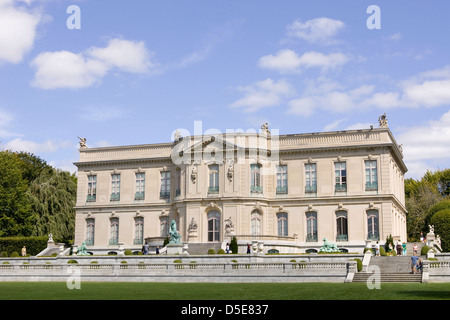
[
  {"x1": 378, "y1": 113, "x2": 388, "y2": 128},
  {"x1": 78, "y1": 136, "x2": 87, "y2": 148}
]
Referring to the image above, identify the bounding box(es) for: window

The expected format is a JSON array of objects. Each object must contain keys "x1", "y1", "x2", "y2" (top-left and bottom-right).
[
  {"x1": 87, "y1": 175, "x2": 97, "y2": 202},
  {"x1": 276, "y1": 165, "x2": 288, "y2": 194},
  {"x1": 250, "y1": 164, "x2": 262, "y2": 193},
  {"x1": 160, "y1": 171, "x2": 171, "y2": 198},
  {"x1": 306, "y1": 211, "x2": 317, "y2": 242},
  {"x1": 335, "y1": 162, "x2": 347, "y2": 192},
  {"x1": 336, "y1": 211, "x2": 348, "y2": 241},
  {"x1": 135, "y1": 173, "x2": 145, "y2": 200},
  {"x1": 85, "y1": 218, "x2": 95, "y2": 246},
  {"x1": 367, "y1": 209, "x2": 379, "y2": 241},
  {"x1": 109, "y1": 217, "x2": 119, "y2": 245},
  {"x1": 277, "y1": 212, "x2": 288, "y2": 236},
  {"x1": 251, "y1": 210, "x2": 262, "y2": 235},
  {"x1": 207, "y1": 211, "x2": 220, "y2": 242},
  {"x1": 208, "y1": 164, "x2": 219, "y2": 194},
  {"x1": 134, "y1": 217, "x2": 144, "y2": 245},
  {"x1": 160, "y1": 217, "x2": 169, "y2": 237},
  {"x1": 110, "y1": 174, "x2": 120, "y2": 201},
  {"x1": 305, "y1": 164, "x2": 317, "y2": 193},
  {"x1": 365, "y1": 160, "x2": 378, "y2": 191}
]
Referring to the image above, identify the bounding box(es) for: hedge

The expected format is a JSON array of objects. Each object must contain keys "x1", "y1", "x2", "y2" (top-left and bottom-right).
[
  {"x1": 430, "y1": 209, "x2": 450, "y2": 252},
  {"x1": 0, "y1": 236, "x2": 48, "y2": 256}
]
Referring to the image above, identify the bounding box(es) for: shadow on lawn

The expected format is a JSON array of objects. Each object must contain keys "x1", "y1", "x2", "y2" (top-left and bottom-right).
[{"x1": 399, "y1": 290, "x2": 450, "y2": 300}]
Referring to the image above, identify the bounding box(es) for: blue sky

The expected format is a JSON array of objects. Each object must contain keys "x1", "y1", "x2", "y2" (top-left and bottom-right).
[{"x1": 0, "y1": 0, "x2": 449, "y2": 179}]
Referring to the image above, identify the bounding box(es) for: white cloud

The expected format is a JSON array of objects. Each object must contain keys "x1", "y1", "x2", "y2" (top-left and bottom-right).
[
  {"x1": 31, "y1": 38, "x2": 157, "y2": 89},
  {"x1": 0, "y1": 0, "x2": 41, "y2": 64},
  {"x1": 397, "y1": 110, "x2": 450, "y2": 178},
  {"x1": 258, "y1": 49, "x2": 349, "y2": 74},
  {"x1": 0, "y1": 109, "x2": 21, "y2": 138},
  {"x1": 286, "y1": 17, "x2": 345, "y2": 44},
  {"x1": 5, "y1": 137, "x2": 72, "y2": 154},
  {"x1": 230, "y1": 78, "x2": 293, "y2": 113}
]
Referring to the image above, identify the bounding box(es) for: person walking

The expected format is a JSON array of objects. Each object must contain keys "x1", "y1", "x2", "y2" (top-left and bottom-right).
[
  {"x1": 410, "y1": 253, "x2": 419, "y2": 274},
  {"x1": 413, "y1": 243, "x2": 418, "y2": 255},
  {"x1": 396, "y1": 241, "x2": 402, "y2": 256},
  {"x1": 247, "y1": 243, "x2": 251, "y2": 254},
  {"x1": 374, "y1": 241, "x2": 380, "y2": 256}
]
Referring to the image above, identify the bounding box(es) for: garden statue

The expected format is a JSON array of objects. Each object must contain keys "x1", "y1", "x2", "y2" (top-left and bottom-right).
[
  {"x1": 169, "y1": 220, "x2": 182, "y2": 245},
  {"x1": 319, "y1": 238, "x2": 341, "y2": 253},
  {"x1": 77, "y1": 242, "x2": 90, "y2": 255}
]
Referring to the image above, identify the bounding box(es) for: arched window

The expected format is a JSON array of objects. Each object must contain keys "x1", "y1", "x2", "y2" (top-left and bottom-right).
[
  {"x1": 208, "y1": 211, "x2": 220, "y2": 242},
  {"x1": 367, "y1": 209, "x2": 379, "y2": 240},
  {"x1": 277, "y1": 212, "x2": 288, "y2": 236},
  {"x1": 109, "y1": 217, "x2": 119, "y2": 245},
  {"x1": 336, "y1": 211, "x2": 348, "y2": 241},
  {"x1": 134, "y1": 217, "x2": 144, "y2": 245},
  {"x1": 251, "y1": 210, "x2": 262, "y2": 235},
  {"x1": 85, "y1": 218, "x2": 95, "y2": 246},
  {"x1": 306, "y1": 211, "x2": 317, "y2": 242}
]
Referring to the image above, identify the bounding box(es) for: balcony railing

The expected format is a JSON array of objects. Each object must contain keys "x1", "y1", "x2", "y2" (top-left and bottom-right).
[
  {"x1": 365, "y1": 181, "x2": 378, "y2": 191},
  {"x1": 336, "y1": 234, "x2": 348, "y2": 242},
  {"x1": 305, "y1": 185, "x2": 317, "y2": 193},
  {"x1": 160, "y1": 191, "x2": 170, "y2": 199},
  {"x1": 335, "y1": 183, "x2": 347, "y2": 192},
  {"x1": 134, "y1": 192, "x2": 145, "y2": 200},
  {"x1": 208, "y1": 186, "x2": 219, "y2": 194},
  {"x1": 109, "y1": 238, "x2": 119, "y2": 245},
  {"x1": 85, "y1": 239, "x2": 94, "y2": 246},
  {"x1": 276, "y1": 186, "x2": 288, "y2": 194},
  {"x1": 367, "y1": 233, "x2": 379, "y2": 241},
  {"x1": 306, "y1": 234, "x2": 318, "y2": 242},
  {"x1": 110, "y1": 193, "x2": 120, "y2": 201},
  {"x1": 133, "y1": 238, "x2": 143, "y2": 245},
  {"x1": 250, "y1": 186, "x2": 263, "y2": 194},
  {"x1": 86, "y1": 194, "x2": 96, "y2": 202}
]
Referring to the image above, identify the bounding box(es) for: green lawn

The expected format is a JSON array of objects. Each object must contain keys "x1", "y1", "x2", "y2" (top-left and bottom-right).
[{"x1": 0, "y1": 282, "x2": 449, "y2": 300}]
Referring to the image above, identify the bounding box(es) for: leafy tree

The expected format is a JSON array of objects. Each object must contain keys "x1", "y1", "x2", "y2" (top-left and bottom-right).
[
  {"x1": 28, "y1": 167, "x2": 77, "y2": 242},
  {"x1": 0, "y1": 151, "x2": 34, "y2": 236},
  {"x1": 430, "y1": 209, "x2": 450, "y2": 252}
]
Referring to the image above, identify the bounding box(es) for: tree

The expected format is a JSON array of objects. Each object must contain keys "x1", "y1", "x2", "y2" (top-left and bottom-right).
[
  {"x1": 230, "y1": 236, "x2": 238, "y2": 254},
  {"x1": 0, "y1": 151, "x2": 34, "y2": 236},
  {"x1": 430, "y1": 209, "x2": 450, "y2": 252},
  {"x1": 28, "y1": 167, "x2": 77, "y2": 242}
]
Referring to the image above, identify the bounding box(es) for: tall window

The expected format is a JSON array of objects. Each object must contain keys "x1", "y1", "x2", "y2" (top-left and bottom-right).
[
  {"x1": 160, "y1": 217, "x2": 169, "y2": 237},
  {"x1": 110, "y1": 174, "x2": 120, "y2": 201},
  {"x1": 85, "y1": 218, "x2": 95, "y2": 246},
  {"x1": 306, "y1": 211, "x2": 317, "y2": 242},
  {"x1": 160, "y1": 171, "x2": 171, "y2": 198},
  {"x1": 251, "y1": 210, "x2": 262, "y2": 235},
  {"x1": 365, "y1": 160, "x2": 378, "y2": 191},
  {"x1": 207, "y1": 211, "x2": 220, "y2": 242},
  {"x1": 87, "y1": 175, "x2": 97, "y2": 202},
  {"x1": 109, "y1": 217, "x2": 119, "y2": 245},
  {"x1": 208, "y1": 164, "x2": 219, "y2": 194},
  {"x1": 134, "y1": 217, "x2": 144, "y2": 245},
  {"x1": 367, "y1": 209, "x2": 379, "y2": 240},
  {"x1": 305, "y1": 164, "x2": 317, "y2": 193},
  {"x1": 250, "y1": 164, "x2": 262, "y2": 193},
  {"x1": 277, "y1": 212, "x2": 288, "y2": 236},
  {"x1": 336, "y1": 211, "x2": 348, "y2": 241},
  {"x1": 135, "y1": 173, "x2": 145, "y2": 200},
  {"x1": 335, "y1": 162, "x2": 347, "y2": 192},
  {"x1": 276, "y1": 165, "x2": 288, "y2": 194}
]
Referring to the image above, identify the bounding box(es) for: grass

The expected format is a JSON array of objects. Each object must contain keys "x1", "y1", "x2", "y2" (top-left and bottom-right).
[{"x1": 0, "y1": 282, "x2": 449, "y2": 300}]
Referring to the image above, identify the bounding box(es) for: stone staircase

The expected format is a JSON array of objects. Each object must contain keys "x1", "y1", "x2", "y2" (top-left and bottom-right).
[
  {"x1": 353, "y1": 255, "x2": 423, "y2": 283},
  {"x1": 184, "y1": 242, "x2": 223, "y2": 255}
]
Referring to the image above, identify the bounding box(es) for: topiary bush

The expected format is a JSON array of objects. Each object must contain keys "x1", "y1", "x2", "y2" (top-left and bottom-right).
[
  {"x1": 10, "y1": 252, "x2": 19, "y2": 257},
  {"x1": 421, "y1": 245, "x2": 430, "y2": 255},
  {"x1": 217, "y1": 249, "x2": 225, "y2": 254},
  {"x1": 207, "y1": 249, "x2": 215, "y2": 254},
  {"x1": 230, "y1": 236, "x2": 238, "y2": 254},
  {"x1": 124, "y1": 249, "x2": 133, "y2": 255}
]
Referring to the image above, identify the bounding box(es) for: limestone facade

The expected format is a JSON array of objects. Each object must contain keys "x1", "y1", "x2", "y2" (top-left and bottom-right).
[{"x1": 73, "y1": 124, "x2": 407, "y2": 254}]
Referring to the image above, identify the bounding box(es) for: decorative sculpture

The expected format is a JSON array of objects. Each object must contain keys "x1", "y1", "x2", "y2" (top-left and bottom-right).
[
  {"x1": 78, "y1": 136, "x2": 87, "y2": 148},
  {"x1": 77, "y1": 242, "x2": 90, "y2": 255},
  {"x1": 224, "y1": 217, "x2": 235, "y2": 237},
  {"x1": 169, "y1": 220, "x2": 182, "y2": 245},
  {"x1": 188, "y1": 217, "x2": 198, "y2": 232},
  {"x1": 319, "y1": 238, "x2": 341, "y2": 253},
  {"x1": 378, "y1": 113, "x2": 388, "y2": 128}
]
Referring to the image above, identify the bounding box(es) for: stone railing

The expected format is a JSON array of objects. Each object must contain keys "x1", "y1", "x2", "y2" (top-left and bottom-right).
[
  {"x1": 0, "y1": 257, "x2": 354, "y2": 283},
  {"x1": 421, "y1": 260, "x2": 450, "y2": 283}
]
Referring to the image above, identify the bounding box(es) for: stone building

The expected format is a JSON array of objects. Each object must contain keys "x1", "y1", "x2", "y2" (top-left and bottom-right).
[{"x1": 73, "y1": 117, "x2": 407, "y2": 254}]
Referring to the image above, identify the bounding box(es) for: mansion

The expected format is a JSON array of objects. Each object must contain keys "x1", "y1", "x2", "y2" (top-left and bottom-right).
[{"x1": 73, "y1": 116, "x2": 407, "y2": 254}]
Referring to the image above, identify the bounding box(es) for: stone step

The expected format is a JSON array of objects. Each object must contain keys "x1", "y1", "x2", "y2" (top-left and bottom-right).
[
  {"x1": 185, "y1": 243, "x2": 223, "y2": 255},
  {"x1": 353, "y1": 273, "x2": 422, "y2": 283}
]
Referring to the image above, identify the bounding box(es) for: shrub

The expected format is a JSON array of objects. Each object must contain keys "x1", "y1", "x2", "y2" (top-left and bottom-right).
[
  {"x1": 10, "y1": 252, "x2": 19, "y2": 257},
  {"x1": 351, "y1": 258, "x2": 362, "y2": 272},
  {"x1": 431, "y1": 208, "x2": 450, "y2": 252},
  {"x1": 173, "y1": 259, "x2": 182, "y2": 263},
  {"x1": 379, "y1": 246, "x2": 386, "y2": 256},
  {"x1": 421, "y1": 245, "x2": 430, "y2": 255},
  {"x1": 67, "y1": 260, "x2": 78, "y2": 264},
  {"x1": 124, "y1": 249, "x2": 133, "y2": 255},
  {"x1": 217, "y1": 249, "x2": 225, "y2": 254},
  {"x1": 230, "y1": 236, "x2": 238, "y2": 254},
  {"x1": 207, "y1": 249, "x2": 215, "y2": 254}
]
